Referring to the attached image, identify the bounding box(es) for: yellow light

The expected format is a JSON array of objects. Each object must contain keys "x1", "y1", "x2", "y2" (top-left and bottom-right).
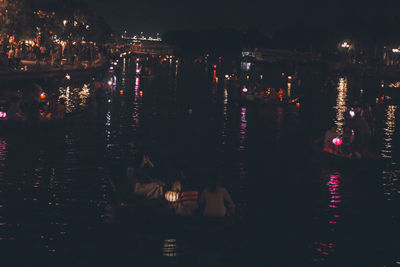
[{"x1": 165, "y1": 191, "x2": 179, "y2": 202}]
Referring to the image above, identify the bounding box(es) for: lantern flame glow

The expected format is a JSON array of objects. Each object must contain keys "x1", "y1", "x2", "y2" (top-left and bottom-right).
[
  {"x1": 165, "y1": 191, "x2": 179, "y2": 202},
  {"x1": 332, "y1": 137, "x2": 343, "y2": 146}
]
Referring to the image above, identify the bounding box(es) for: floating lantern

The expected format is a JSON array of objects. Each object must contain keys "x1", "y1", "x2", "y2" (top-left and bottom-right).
[
  {"x1": 119, "y1": 90, "x2": 123, "y2": 95},
  {"x1": 65, "y1": 73, "x2": 71, "y2": 80},
  {"x1": 40, "y1": 92, "x2": 46, "y2": 99},
  {"x1": 332, "y1": 137, "x2": 343, "y2": 146},
  {"x1": 349, "y1": 110, "x2": 355, "y2": 118},
  {"x1": 242, "y1": 87, "x2": 248, "y2": 93},
  {"x1": 139, "y1": 91, "x2": 143, "y2": 97},
  {"x1": 296, "y1": 102, "x2": 300, "y2": 108},
  {"x1": 165, "y1": 191, "x2": 180, "y2": 202},
  {"x1": 0, "y1": 112, "x2": 7, "y2": 119}
]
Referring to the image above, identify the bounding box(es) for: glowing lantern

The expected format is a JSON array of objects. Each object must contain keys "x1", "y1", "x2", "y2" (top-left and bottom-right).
[
  {"x1": 119, "y1": 90, "x2": 123, "y2": 95},
  {"x1": 349, "y1": 110, "x2": 355, "y2": 118},
  {"x1": 139, "y1": 91, "x2": 143, "y2": 96},
  {"x1": 332, "y1": 137, "x2": 343, "y2": 146},
  {"x1": 242, "y1": 87, "x2": 248, "y2": 93},
  {"x1": 296, "y1": 102, "x2": 300, "y2": 108},
  {"x1": 165, "y1": 191, "x2": 179, "y2": 202},
  {"x1": 40, "y1": 93, "x2": 46, "y2": 99},
  {"x1": 0, "y1": 112, "x2": 7, "y2": 119}
]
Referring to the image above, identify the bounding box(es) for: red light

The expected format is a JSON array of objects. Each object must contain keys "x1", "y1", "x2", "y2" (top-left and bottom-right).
[
  {"x1": 0, "y1": 112, "x2": 6, "y2": 119},
  {"x1": 40, "y1": 93, "x2": 46, "y2": 99},
  {"x1": 120, "y1": 90, "x2": 123, "y2": 95},
  {"x1": 332, "y1": 137, "x2": 343, "y2": 146},
  {"x1": 296, "y1": 103, "x2": 300, "y2": 107}
]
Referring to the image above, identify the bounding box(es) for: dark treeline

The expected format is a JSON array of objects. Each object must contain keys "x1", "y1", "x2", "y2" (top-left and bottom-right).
[
  {"x1": 0, "y1": 0, "x2": 116, "y2": 44},
  {"x1": 163, "y1": 17, "x2": 400, "y2": 57}
]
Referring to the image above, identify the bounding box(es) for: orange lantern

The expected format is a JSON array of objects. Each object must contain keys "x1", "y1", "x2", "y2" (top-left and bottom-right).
[
  {"x1": 40, "y1": 92, "x2": 46, "y2": 99},
  {"x1": 165, "y1": 191, "x2": 179, "y2": 202}
]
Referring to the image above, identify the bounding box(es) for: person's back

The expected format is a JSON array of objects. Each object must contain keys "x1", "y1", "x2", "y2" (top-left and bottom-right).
[{"x1": 200, "y1": 186, "x2": 235, "y2": 217}]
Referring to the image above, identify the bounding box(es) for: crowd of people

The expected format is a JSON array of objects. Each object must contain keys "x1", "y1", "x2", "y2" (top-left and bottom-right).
[{"x1": 0, "y1": 37, "x2": 114, "y2": 71}]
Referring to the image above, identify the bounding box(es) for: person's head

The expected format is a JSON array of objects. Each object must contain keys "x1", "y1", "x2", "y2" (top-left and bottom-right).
[
  {"x1": 171, "y1": 181, "x2": 182, "y2": 192},
  {"x1": 207, "y1": 174, "x2": 222, "y2": 193}
]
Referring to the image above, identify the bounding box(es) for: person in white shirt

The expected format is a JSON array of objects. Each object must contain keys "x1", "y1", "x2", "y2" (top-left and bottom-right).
[{"x1": 199, "y1": 178, "x2": 235, "y2": 217}]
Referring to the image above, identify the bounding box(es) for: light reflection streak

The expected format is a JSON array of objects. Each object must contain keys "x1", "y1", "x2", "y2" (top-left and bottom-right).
[
  {"x1": 221, "y1": 89, "x2": 228, "y2": 147},
  {"x1": 132, "y1": 77, "x2": 142, "y2": 128},
  {"x1": 59, "y1": 83, "x2": 91, "y2": 113},
  {"x1": 333, "y1": 77, "x2": 348, "y2": 135},
  {"x1": 162, "y1": 238, "x2": 178, "y2": 257},
  {"x1": 0, "y1": 138, "x2": 7, "y2": 240},
  {"x1": 105, "y1": 110, "x2": 112, "y2": 151},
  {"x1": 287, "y1": 81, "x2": 292, "y2": 98},
  {"x1": 313, "y1": 172, "x2": 342, "y2": 263},
  {"x1": 381, "y1": 105, "x2": 397, "y2": 159},
  {"x1": 238, "y1": 107, "x2": 247, "y2": 151},
  {"x1": 380, "y1": 105, "x2": 398, "y2": 201}
]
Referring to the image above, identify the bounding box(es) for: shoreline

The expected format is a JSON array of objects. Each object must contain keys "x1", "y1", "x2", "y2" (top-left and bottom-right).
[{"x1": 0, "y1": 60, "x2": 108, "y2": 81}]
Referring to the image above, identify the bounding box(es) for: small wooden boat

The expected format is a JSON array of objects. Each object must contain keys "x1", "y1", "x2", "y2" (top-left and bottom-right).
[
  {"x1": 311, "y1": 137, "x2": 381, "y2": 168},
  {"x1": 242, "y1": 94, "x2": 299, "y2": 106}
]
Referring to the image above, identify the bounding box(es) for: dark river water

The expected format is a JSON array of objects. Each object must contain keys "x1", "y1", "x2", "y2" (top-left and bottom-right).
[{"x1": 1, "y1": 56, "x2": 400, "y2": 266}]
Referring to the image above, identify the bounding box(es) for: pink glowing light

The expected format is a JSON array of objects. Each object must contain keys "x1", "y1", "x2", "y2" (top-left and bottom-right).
[
  {"x1": 332, "y1": 137, "x2": 343, "y2": 146},
  {"x1": 242, "y1": 87, "x2": 248, "y2": 93},
  {"x1": 349, "y1": 110, "x2": 355, "y2": 118},
  {"x1": 0, "y1": 112, "x2": 6, "y2": 119}
]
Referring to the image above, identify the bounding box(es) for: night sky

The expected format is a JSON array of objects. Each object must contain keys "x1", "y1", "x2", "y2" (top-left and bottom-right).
[{"x1": 84, "y1": 0, "x2": 398, "y2": 34}]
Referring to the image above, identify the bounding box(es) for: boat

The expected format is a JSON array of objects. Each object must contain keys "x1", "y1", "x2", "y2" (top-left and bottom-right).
[
  {"x1": 311, "y1": 137, "x2": 381, "y2": 168},
  {"x1": 242, "y1": 93, "x2": 299, "y2": 106}
]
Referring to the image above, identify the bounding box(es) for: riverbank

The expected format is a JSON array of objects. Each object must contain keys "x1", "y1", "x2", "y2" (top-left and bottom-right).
[{"x1": 0, "y1": 59, "x2": 108, "y2": 81}]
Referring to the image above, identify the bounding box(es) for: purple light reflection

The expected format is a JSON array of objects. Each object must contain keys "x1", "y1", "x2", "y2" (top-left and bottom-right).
[
  {"x1": 313, "y1": 172, "x2": 342, "y2": 262},
  {"x1": 238, "y1": 107, "x2": 247, "y2": 152}
]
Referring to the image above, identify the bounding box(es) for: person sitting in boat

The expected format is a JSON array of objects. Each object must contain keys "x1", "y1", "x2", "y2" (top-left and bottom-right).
[
  {"x1": 323, "y1": 124, "x2": 339, "y2": 154},
  {"x1": 199, "y1": 177, "x2": 235, "y2": 217},
  {"x1": 132, "y1": 152, "x2": 164, "y2": 200},
  {"x1": 342, "y1": 126, "x2": 356, "y2": 158},
  {"x1": 7, "y1": 97, "x2": 25, "y2": 121}
]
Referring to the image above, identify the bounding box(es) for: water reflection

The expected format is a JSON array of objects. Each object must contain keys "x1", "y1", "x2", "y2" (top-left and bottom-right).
[
  {"x1": 220, "y1": 89, "x2": 228, "y2": 150},
  {"x1": 0, "y1": 138, "x2": 7, "y2": 241},
  {"x1": 59, "y1": 83, "x2": 91, "y2": 113},
  {"x1": 381, "y1": 105, "x2": 399, "y2": 201},
  {"x1": 238, "y1": 107, "x2": 248, "y2": 152},
  {"x1": 313, "y1": 172, "x2": 342, "y2": 263},
  {"x1": 334, "y1": 77, "x2": 348, "y2": 135},
  {"x1": 133, "y1": 77, "x2": 142, "y2": 128},
  {"x1": 381, "y1": 105, "x2": 397, "y2": 159},
  {"x1": 162, "y1": 238, "x2": 178, "y2": 257}
]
